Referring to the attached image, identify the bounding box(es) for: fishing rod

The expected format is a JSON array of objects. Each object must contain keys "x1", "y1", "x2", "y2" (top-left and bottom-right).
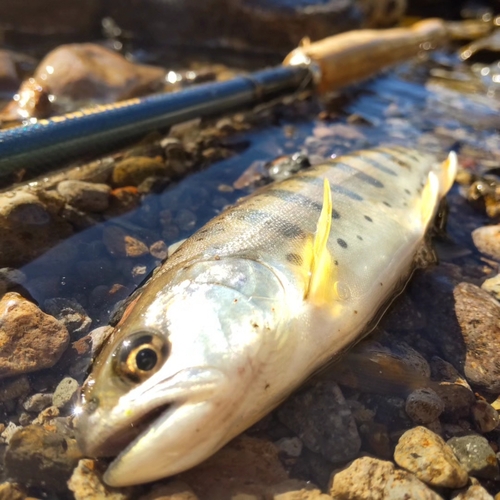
[{"x1": 0, "y1": 19, "x2": 447, "y2": 184}]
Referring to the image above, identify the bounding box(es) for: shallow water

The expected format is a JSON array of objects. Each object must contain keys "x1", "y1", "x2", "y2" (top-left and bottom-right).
[{"x1": 1, "y1": 37, "x2": 500, "y2": 498}]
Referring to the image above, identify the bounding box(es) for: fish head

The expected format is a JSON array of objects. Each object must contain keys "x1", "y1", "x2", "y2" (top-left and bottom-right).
[{"x1": 75, "y1": 258, "x2": 286, "y2": 486}]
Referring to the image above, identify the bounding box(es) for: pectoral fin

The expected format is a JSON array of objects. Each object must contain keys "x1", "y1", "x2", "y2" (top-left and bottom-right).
[
  {"x1": 305, "y1": 178, "x2": 334, "y2": 305},
  {"x1": 420, "y1": 171, "x2": 440, "y2": 229},
  {"x1": 439, "y1": 151, "x2": 457, "y2": 196}
]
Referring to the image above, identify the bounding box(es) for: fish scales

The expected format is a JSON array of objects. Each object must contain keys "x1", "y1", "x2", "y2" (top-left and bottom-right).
[{"x1": 76, "y1": 146, "x2": 456, "y2": 486}]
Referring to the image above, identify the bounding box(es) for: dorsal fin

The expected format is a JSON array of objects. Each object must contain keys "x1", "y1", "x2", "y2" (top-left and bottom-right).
[
  {"x1": 305, "y1": 178, "x2": 334, "y2": 305},
  {"x1": 439, "y1": 151, "x2": 457, "y2": 196},
  {"x1": 421, "y1": 170, "x2": 440, "y2": 228}
]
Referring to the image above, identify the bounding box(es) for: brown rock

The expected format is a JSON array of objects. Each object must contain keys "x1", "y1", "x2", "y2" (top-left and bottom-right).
[
  {"x1": 472, "y1": 225, "x2": 500, "y2": 261},
  {"x1": 0, "y1": 50, "x2": 20, "y2": 92},
  {"x1": 35, "y1": 43, "x2": 165, "y2": 103},
  {"x1": 264, "y1": 479, "x2": 332, "y2": 499},
  {"x1": 0, "y1": 482, "x2": 25, "y2": 500},
  {"x1": 179, "y1": 436, "x2": 289, "y2": 500},
  {"x1": 454, "y1": 282, "x2": 500, "y2": 393},
  {"x1": 394, "y1": 426, "x2": 468, "y2": 488},
  {"x1": 452, "y1": 483, "x2": 494, "y2": 500},
  {"x1": 0, "y1": 190, "x2": 72, "y2": 268},
  {"x1": 57, "y1": 180, "x2": 111, "y2": 212},
  {"x1": 0, "y1": 375, "x2": 30, "y2": 402},
  {"x1": 5, "y1": 425, "x2": 82, "y2": 491},
  {"x1": 68, "y1": 458, "x2": 133, "y2": 500},
  {"x1": 329, "y1": 457, "x2": 442, "y2": 500},
  {"x1": 0, "y1": 293, "x2": 69, "y2": 378},
  {"x1": 0, "y1": 0, "x2": 100, "y2": 36},
  {"x1": 139, "y1": 481, "x2": 199, "y2": 500},
  {"x1": 112, "y1": 157, "x2": 168, "y2": 187},
  {"x1": 471, "y1": 400, "x2": 500, "y2": 433},
  {"x1": 103, "y1": 225, "x2": 149, "y2": 258}
]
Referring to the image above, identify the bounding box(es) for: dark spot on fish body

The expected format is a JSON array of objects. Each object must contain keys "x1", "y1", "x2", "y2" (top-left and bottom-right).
[
  {"x1": 286, "y1": 253, "x2": 303, "y2": 266},
  {"x1": 331, "y1": 184, "x2": 363, "y2": 201},
  {"x1": 357, "y1": 235, "x2": 363, "y2": 240},
  {"x1": 404, "y1": 189, "x2": 411, "y2": 195},
  {"x1": 265, "y1": 383, "x2": 270, "y2": 390},
  {"x1": 337, "y1": 238, "x2": 348, "y2": 248},
  {"x1": 264, "y1": 189, "x2": 322, "y2": 212},
  {"x1": 354, "y1": 310, "x2": 358, "y2": 314},
  {"x1": 332, "y1": 210, "x2": 341, "y2": 219},
  {"x1": 360, "y1": 156, "x2": 398, "y2": 177},
  {"x1": 334, "y1": 260, "x2": 339, "y2": 266},
  {"x1": 383, "y1": 201, "x2": 392, "y2": 207},
  {"x1": 335, "y1": 162, "x2": 385, "y2": 188},
  {"x1": 364, "y1": 215, "x2": 373, "y2": 222}
]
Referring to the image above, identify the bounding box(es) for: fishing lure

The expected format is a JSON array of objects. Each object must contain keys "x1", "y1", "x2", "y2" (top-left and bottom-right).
[{"x1": 75, "y1": 145, "x2": 456, "y2": 486}]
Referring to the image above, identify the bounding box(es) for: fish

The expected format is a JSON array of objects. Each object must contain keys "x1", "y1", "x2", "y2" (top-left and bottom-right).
[{"x1": 75, "y1": 145, "x2": 457, "y2": 486}]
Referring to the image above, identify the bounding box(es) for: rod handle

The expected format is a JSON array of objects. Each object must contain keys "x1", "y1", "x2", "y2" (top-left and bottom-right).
[{"x1": 284, "y1": 19, "x2": 448, "y2": 94}]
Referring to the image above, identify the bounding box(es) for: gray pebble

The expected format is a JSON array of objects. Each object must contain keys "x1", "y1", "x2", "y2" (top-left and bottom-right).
[
  {"x1": 22, "y1": 393, "x2": 53, "y2": 413},
  {"x1": 448, "y1": 434, "x2": 499, "y2": 479},
  {"x1": 174, "y1": 208, "x2": 197, "y2": 231},
  {"x1": 275, "y1": 437, "x2": 303, "y2": 457},
  {"x1": 44, "y1": 297, "x2": 92, "y2": 339},
  {"x1": 57, "y1": 180, "x2": 111, "y2": 212},
  {"x1": 405, "y1": 388, "x2": 445, "y2": 424},
  {"x1": 149, "y1": 240, "x2": 168, "y2": 260},
  {"x1": 0, "y1": 375, "x2": 30, "y2": 403},
  {"x1": 471, "y1": 400, "x2": 500, "y2": 433},
  {"x1": 1, "y1": 422, "x2": 20, "y2": 444},
  {"x1": 53, "y1": 377, "x2": 80, "y2": 410},
  {"x1": 277, "y1": 381, "x2": 361, "y2": 463}
]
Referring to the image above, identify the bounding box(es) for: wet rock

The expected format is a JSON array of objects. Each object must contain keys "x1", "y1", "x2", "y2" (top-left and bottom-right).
[
  {"x1": 53, "y1": 377, "x2": 79, "y2": 410},
  {"x1": 0, "y1": 50, "x2": 20, "y2": 93},
  {"x1": 22, "y1": 393, "x2": 53, "y2": 413},
  {"x1": 407, "y1": 265, "x2": 465, "y2": 369},
  {"x1": 89, "y1": 326, "x2": 113, "y2": 357},
  {"x1": 174, "y1": 209, "x2": 197, "y2": 232},
  {"x1": 106, "y1": 0, "x2": 400, "y2": 55},
  {"x1": 138, "y1": 481, "x2": 199, "y2": 499},
  {"x1": 481, "y1": 273, "x2": 500, "y2": 300},
  {"x1": 68, "y1": 458, "x2": 133, "y2": 500},
  {"x1": 57, "y1": 180, "x2": 111, "y2": 213},
  {"x1": 394, "y1": 426, "x2": 468, "y2": 488},
  {"x1": 358, "y1": 421, "x2": 392, "y2": 460},
  {"x1": 471, "y1": 400, "x2": 500, "y2": 433},
  {"x1": 0, "y1": 375, "x2": 30, "y2": 402},
  {"x1": 33, "y1": 43, "x2": 165, "y2": 105},
  {"x1": 472, "y1": 225, "x2": 500, "y2": 261},
  {"x1": 0, "y1": 190, "x2": 72, "y2": 268},
  {"x1": 43, "y1": 297, "x2": 92, "y2": 339},
  {"x1": 32, "y1": 406, "x2": 60, "y2": 426},
  {"x1": 452, "y1": 483, "x2": 494, "y2": 500},
  {"x1": 0, "y1": 293, "x2": 69, "y2": 378},
  {"x1": 430, "y1": 357, "x2": 475, "y2": 419},
  {"x1": 448, "y1": 435, "x2": 499, "y2": 480},
  {"x1": 0, "y1": 482, "x2": 25, "y2": 500},
  {"x1": 454, "y1": 282, "x2": 500, "y2": 393},
  {"x1": 1, "y1": 422, "x2": 20, "y2": 444},
  {"x1": 150, "y1": 240, "x2": 168, "y2": 260},
  {"x1": 329, "y1": 456, "x2": 442, "y2": 500},
  {"x1": 5, "y1": 424, "x2": 82, "y2": 491},
  {"x1": 0, "y1": 77, "x2": 51, "y2": 120},
  {"x1": 107, "y1": 186, "x2": 141, "y2": 216},
  {"x1": 103, "y1": 225, "x2": 150, "y2": 258},
  {"x1": 179, "y1": 436, "x2": 288, "y2": 499},
  {"x1": 264, "y1": 479, "x2": 332, "y2": 499},
  {"x1": 277, "y1": 381, "x2": 361, "y2": 463},
  {"x1": 275, "y1": 437, "x2": 303, "y2": 458},
  {"x1": 405, "y1": 388, "x2": 445, "y2": 424},
  {"x1": 0, "y1": 0, "x2": 100, "y2": 37},
  {"x1": 112, "y1": 157, "x2": 168, "y2": 187}
]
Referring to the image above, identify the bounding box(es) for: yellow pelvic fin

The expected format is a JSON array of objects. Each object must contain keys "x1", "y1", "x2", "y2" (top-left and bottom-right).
[
  {"x1": 420, "y1": 170, "x2": 440, "y2": 228},
  {"x1": 439, "y1": 151, "x2": 457, "y2": 196},
  {"x1": 305, "y1": 178, "x2": 334, "y2": 305}
]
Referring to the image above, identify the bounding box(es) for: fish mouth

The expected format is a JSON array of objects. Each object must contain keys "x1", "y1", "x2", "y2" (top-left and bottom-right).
[{"x1": 81, "y1": 402, "x2": 176, "y2": 458}]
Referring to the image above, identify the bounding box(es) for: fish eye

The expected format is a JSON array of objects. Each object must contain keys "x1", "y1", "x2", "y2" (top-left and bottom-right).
[{"x1": 115, "y1": 331, "x2": 169, "y2": 383}]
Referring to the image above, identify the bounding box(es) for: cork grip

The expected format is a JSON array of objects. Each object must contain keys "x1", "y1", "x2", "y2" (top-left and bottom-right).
[{"x1": 284, "y1": 19, "x2": 448, "y2": 94}]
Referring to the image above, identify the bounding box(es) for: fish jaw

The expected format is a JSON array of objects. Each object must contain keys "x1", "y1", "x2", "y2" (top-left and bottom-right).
[
  {"x1": 76, "y1": 366, "x2": 229, "y2": 478},
  {"x1": 104, "y1": 399, "x2": 222, "y2": 486}
]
